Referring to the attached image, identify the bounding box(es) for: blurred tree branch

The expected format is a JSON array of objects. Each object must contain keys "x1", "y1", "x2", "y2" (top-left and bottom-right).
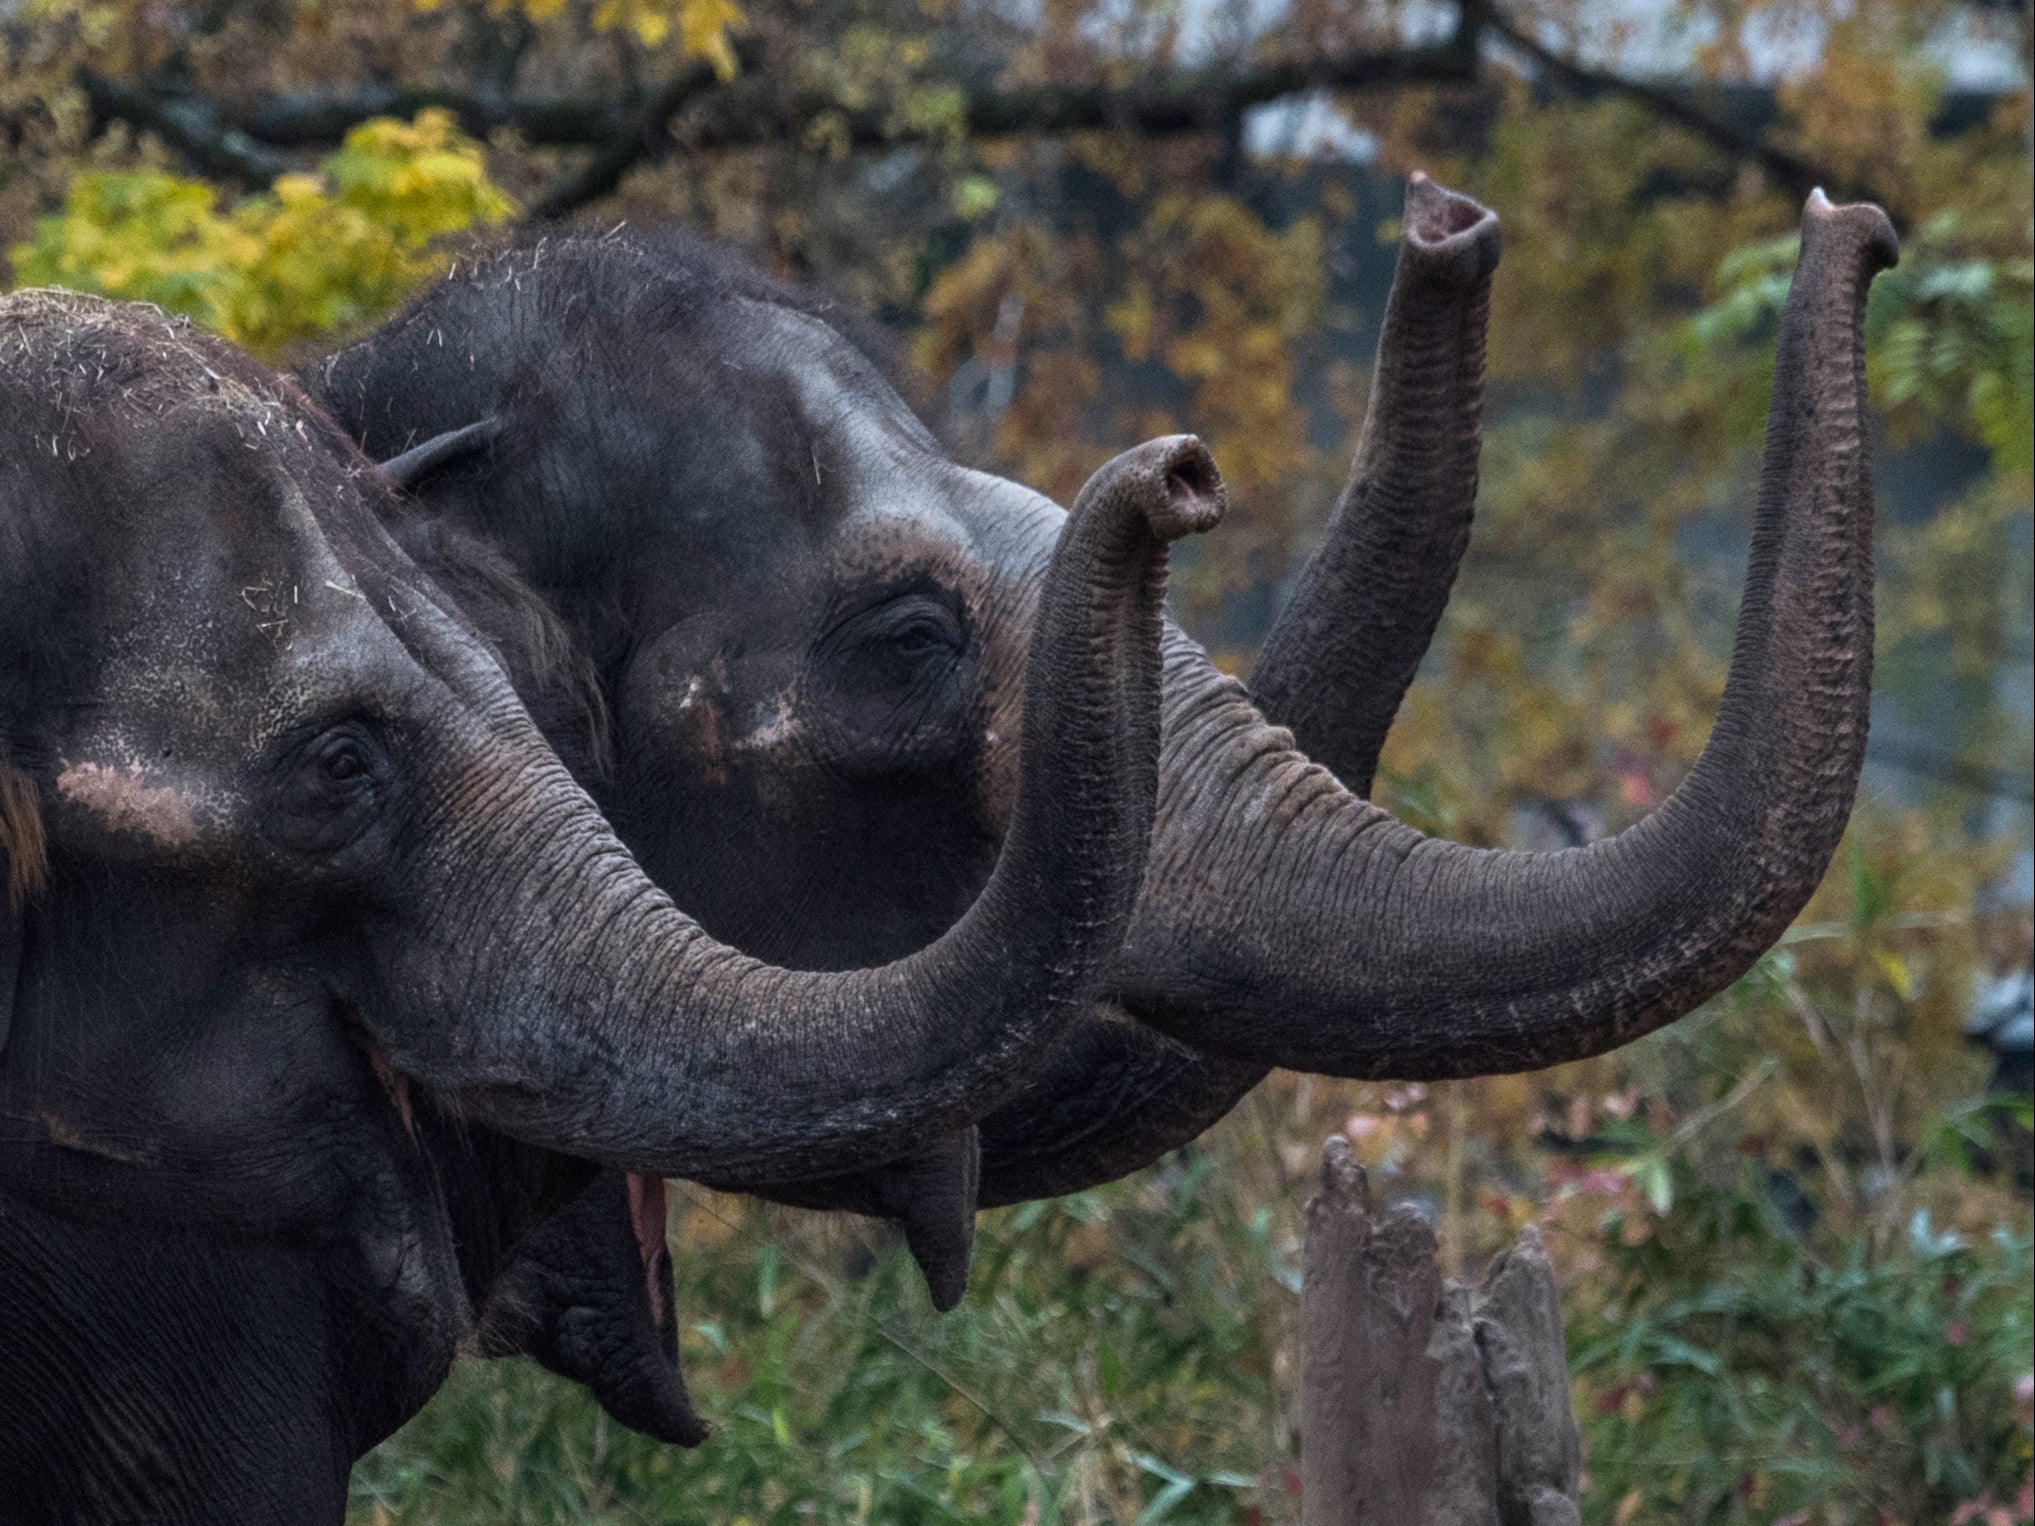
[
  {"x1": 523, "y1": 61, "x2": 725, "y2": 220},
  {"x1": 78, "y1": 69, "x2": 287, "y2": 189},
  {"x1": 1481, "y1": 9, "x2": 1877, "y2": 210},
  {"x1": 69, "y1": 0, "x2": 1985, "y2": 221}
]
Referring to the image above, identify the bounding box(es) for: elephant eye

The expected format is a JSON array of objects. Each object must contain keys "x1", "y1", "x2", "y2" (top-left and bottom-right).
[
  {"x1": 889, "y1": 617, "x2": 950, "y2": 656},
  {"x1": 268, "y1": 720, "x2": 395, "y2": 857},
  {"x1": 860, "y1": 595, "x2": 964, "y2": 662},
  {"x1": 318, "y1": 738, "x2": 370, "y2": 783},
  {"x1": 296, "y1": 723, "x2": 390, "y2": 802}
]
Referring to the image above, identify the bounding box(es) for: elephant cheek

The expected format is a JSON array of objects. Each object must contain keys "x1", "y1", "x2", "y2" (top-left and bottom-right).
[{"x1": 620, "y1": 641, "x2": 734, "y2": 792}]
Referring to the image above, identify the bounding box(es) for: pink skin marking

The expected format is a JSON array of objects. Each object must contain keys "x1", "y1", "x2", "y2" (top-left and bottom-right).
[
  {"x1": 627, "y1": 1173, "x2": 669, "y2": 1328},
  {"x1": 55, "y1": 761, "x2": 199, "y2": 848},
  {"x1": 369, "y1": 1050, "x2": 417, "y2": 1142}
]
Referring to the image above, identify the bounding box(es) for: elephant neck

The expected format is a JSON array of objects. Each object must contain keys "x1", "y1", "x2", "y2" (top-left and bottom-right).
[{"x1": 0, "y1": 1204, "x2": 353, "y2": 1525}]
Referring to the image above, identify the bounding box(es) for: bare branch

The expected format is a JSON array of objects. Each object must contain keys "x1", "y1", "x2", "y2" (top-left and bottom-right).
[
  {"x1": 526, "y1": 62, "x2": 721, "y2": 220},
  {"x1": 75, "y1": 9, "x2": 1970, "y2": 224},
  {"x1": 233, "y1": 84, "x2": 634, "y2": 148},
  {"x1": 961, "y1": 43, "x2": 1477, "y2": 138},
  {"x1": 78, "y1": 69, "x2": 286, "y2": 189},
  {"x1": 94, "y1": 39, "x2": 1471, "y2": 158},
  {"x1": 1481, "y1": 10, "x2": 1888, "y2": 211},
  {"x1": 523, "y1": 40, "x2": 1477, "y2": 217}
]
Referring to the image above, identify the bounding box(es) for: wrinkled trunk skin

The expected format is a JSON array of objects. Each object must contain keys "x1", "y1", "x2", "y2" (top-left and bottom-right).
[
  {"x1": 978, "y1": 191, "x2": 1892, "y2": 1198},
  {"x1": 1250, "y1": 173, "x2": 1497, "y2": 795},
  {"x1": 1112, "y1": 194, "x2": 1895, "y2": 1077},
  {"x1": 363, "y1": 436, "x2": 1218, "y2": 1185}
]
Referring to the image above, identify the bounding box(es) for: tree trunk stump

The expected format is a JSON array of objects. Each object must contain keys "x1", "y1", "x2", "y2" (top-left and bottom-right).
[{"x1": 1301, "y1": 1136, "x2": 1582, "y2": 1526}]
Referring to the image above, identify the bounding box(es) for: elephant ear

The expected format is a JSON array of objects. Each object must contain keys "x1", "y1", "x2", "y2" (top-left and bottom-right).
[
  {"x1": 370, "y1": 420, "x2": 613, "y2": 776},
  {"x1": 0, "y1": 755, "x2": 45, "y2": 1056},
  {"x1": 477, "y1": 1170, "x2": 710, "y2": 1447}
]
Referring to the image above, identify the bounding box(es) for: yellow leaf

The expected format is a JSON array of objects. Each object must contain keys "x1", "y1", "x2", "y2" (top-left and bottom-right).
[
  {"x1": 680, "y1": 0, "x2": 745, "y2": 78},
  {"x1": 1874, "y1": 949, "x2": 1917, "y2": 1002},
  {"x1": 13, "y1": 113, "x2": 515, "y2": 356}
]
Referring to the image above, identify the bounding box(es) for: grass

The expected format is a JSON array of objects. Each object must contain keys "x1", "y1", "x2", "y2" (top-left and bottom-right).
[{"x1": 350, "y1": 996, "x2": 2035, "y2": 1526}]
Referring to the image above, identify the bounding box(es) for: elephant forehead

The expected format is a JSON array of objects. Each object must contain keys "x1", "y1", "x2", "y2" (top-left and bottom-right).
[
  {"x1": 942, "y1": 467, "x2": 1065, "y2": 570},
  {"x1": 739, "y1": 307, "x2": 948, "y2": 502},
  {"x1": 817, "y1": 462, "x2": 1065, "y2": 598},
  {"x1": 85, "y1": 480, "x2": 411, "y2": 752},
  {"x1": 827, "y1": 510, "x2": 982, "y2": 586}
]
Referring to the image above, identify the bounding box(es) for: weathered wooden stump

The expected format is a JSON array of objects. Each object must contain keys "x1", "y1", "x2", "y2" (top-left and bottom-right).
[{"x1": 1301, "y1": 1136, "x2": 1582, "y2": 1526}]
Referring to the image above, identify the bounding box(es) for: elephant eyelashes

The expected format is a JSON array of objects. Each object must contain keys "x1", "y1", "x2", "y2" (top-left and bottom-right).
[
  {"x1": 299, "y1": 724, "x2": 388, "y2": 794},
  {"x1": 887, "y1": 617, "x2": 951, "y2": 657}
]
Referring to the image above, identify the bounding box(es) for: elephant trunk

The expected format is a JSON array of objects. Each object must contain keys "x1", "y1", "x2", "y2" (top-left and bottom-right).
[
  {"x1": 370, "y1": 437, "x2": 1222, "y2": 1182},
  {"x1": 1116, "y1": 193, "x2": 1896, "y2": 1079},
  {"x1": 1249, "y1": 172, "x2": 1498, "y2": 795}
]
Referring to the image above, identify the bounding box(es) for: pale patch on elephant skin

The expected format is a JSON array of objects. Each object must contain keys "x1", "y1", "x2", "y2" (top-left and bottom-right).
[
  {"x1": 56, "y1": 760, "x2": 201, "y2": 849},
  {"x1": 43, "y1": 1111, "x2": 158, "y2": 1166},
  {"x1": 735, "y1": 698, "x2": 801, "y2": 755}
]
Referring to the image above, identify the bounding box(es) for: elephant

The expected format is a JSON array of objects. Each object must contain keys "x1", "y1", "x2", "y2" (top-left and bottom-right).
[
  {"x1": 0, "y1": 291, "x2": 1215, "y2": 1522},
  {"x1": 307, "y1": 178, "x2": 1898, "y2": 1440}
]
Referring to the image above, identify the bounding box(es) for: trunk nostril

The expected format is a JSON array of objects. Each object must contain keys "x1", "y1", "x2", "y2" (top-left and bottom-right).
[
  {"x1": 1167, "y1": 455, "x2": 1218, "y2": 504},
  {"x1": 1128, "y1": 435, "x2": 1226, "y2": 541},
  {"x1": 1401, "y1": 172, "x2": 1501, "y2": 285}
]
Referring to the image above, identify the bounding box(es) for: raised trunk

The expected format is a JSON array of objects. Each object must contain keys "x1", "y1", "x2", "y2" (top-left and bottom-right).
[
  {"x1": 368, "y1": 437, "x2": 1221, "y2": 1183},
  {"x1": 1112, "y1": 193, "x2": 1896, "y2": 1078},
  {"x1": 974, "y1": 178, "x2": 1499, "y2": 1205},
  {"x1": 1251, "y1": 173, "x2": 1497, "y2": 794}
]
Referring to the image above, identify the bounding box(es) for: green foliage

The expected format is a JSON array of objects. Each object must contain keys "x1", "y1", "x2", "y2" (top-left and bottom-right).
[
  {"x1": 1568, "y1": 1137, "x2": 2033, "y2": 1522},
  {"x1": 9, "y1": 111, "x2": 513, "y2": 354},
  {"x1": 353, "y1": 816, "x2": 2033, "y2": 1525},
  {"x1": 352, "y1": 1162, "x2": 1295, "y2": 1524},
  {"x1": 1682, "y1": 214, "x2": 2035, "y2": 479}
]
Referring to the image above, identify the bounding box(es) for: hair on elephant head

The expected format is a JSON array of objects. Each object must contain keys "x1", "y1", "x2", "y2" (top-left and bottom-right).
[{"x1": 0, "y1": 294, "x2": 1209, "y2": 1522}]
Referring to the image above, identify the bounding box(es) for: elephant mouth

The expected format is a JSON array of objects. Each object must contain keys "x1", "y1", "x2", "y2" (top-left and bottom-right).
[
  {"x1": 367, "y1": 1044, "x2": 418, "y2": 1141},
  {"x1": 625, "y1": 1172, "x2": 670, "y2": 1326}
]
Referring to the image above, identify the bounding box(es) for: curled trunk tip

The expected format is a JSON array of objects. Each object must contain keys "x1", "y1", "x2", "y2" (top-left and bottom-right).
[
  {"x1": 1804, "y1": 188, "x2": 1899, "y2": 273},
  {"x1": 1083, "y1": 434, "x2": 1227, "y2": 542},
  {"x1": 1118, "y1": 186, "x2": 1899, "y2": 1081},
  {"x1": 1404, "y1": 172, "x2": 1501, "y2": 288}
]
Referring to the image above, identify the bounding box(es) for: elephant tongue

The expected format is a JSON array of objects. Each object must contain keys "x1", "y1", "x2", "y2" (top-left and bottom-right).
[{"x1": 625, "y1": 1173, "x2": 669, "y2": 1327}]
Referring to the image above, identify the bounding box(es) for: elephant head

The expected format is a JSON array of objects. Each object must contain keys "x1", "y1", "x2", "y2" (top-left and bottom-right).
[
  {"x1": 0, "y1": 293, "x2": 1208, "y2": 1521},
  {"x1": 306, "y1": 179, "x2": 1896, "y2": 1408}
]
